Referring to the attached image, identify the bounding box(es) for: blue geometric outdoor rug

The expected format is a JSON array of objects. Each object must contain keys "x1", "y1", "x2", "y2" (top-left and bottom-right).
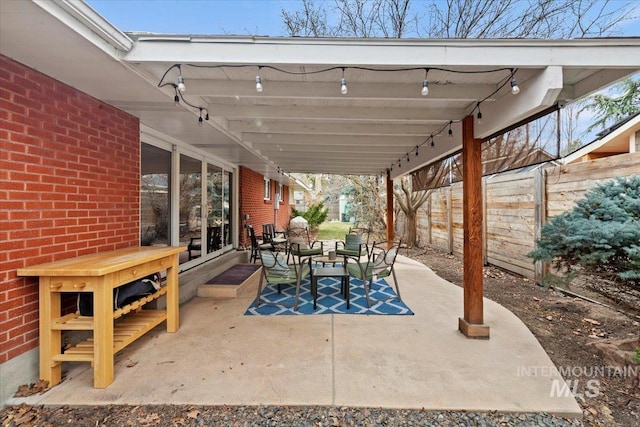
[{"x1": 244, "y1": 276, "x2": 413, "y2": 315}]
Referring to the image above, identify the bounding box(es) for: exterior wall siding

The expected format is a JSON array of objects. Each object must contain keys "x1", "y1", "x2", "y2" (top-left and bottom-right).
[{"x1": 0, "y1": 54, "x2": 140, "y2": 365}]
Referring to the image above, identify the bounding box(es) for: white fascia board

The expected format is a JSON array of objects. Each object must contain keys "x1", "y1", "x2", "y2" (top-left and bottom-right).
[
  {"x1": 124, "y1": 36, "x2": 640, "y2": 68},
  {"x1": 474, "y1": 66, "x2": 563, "y2": 139},
  {"x1": 33, "y1": 0, "x2": 133, "y2": 57}
]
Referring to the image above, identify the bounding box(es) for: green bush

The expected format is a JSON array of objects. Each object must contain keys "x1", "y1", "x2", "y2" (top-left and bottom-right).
[
  {"x1": 291, "y1": 201, "x2": 329, "y2": 231},
  {"x1": 528, "y1": 175, "x2": 640, "y2": 286}
]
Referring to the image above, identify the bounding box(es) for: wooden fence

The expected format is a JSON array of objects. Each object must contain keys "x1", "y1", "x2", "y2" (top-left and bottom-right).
[{"x1": 397, "y1": 152, "x2": 640, "y2": 281}]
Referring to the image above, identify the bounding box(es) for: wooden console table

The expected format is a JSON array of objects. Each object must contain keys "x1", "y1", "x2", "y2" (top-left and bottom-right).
[{"x1": 17, "y1": 246, "x2": 185, "y2": 389}]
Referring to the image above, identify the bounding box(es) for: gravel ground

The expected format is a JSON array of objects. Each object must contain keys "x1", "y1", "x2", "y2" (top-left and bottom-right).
[{"x1": 1, "y1": 404, "x2": 584, "y2": 427}]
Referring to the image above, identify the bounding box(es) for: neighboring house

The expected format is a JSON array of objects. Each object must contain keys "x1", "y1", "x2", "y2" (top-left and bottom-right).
[{"x1": 562, "y1": 112, "x2": 640, "y2": 164}]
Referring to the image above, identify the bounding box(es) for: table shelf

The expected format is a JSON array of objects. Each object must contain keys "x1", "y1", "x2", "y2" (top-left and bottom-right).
[{"x1": 56, "y1": 309, "x2": 168, "y2": 364}]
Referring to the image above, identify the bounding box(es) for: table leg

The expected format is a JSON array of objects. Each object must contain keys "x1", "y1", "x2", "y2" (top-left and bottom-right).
[
  {"x1": 39, "y1": 278, "x2": 62, "y2": 387},
  {"x1": 312, "y1": 276, "x2": 318, "y2": 309},
  {"x1": 345, "y1": 276, "x2": 350, "y2": 309},
  {"x1": 93, "y1": 276, "x2": 114, "y2": 388},
  {"x1": 166, "y1": 254, "x2": 179, "y2": 333}
]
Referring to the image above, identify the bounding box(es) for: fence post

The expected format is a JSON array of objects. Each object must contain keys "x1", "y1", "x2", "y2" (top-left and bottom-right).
[
  {"x1": 534, "y1": 166, "x2": 548, "y2": 284},
  {"x1": 482, "y1": 176, "x2": 488, "y2": 265},
  {"x1": 447, "y1": 186, "x2": 453, "y2": 254}
]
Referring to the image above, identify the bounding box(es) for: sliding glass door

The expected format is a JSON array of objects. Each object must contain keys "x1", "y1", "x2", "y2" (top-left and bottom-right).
[{"x1": 141, "y1": 142, "x2": 235, "y2": 266}]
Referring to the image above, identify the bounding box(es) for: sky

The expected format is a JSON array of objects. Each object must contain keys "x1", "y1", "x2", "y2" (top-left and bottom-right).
[
  {"x1": 87, "y1": 0, "x2": 295, "y2": 35},
  {"x1": 86, "y1": 0, "x2": 640, "y2": 37}
]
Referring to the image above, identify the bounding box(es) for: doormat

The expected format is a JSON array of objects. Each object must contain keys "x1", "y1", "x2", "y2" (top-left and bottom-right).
[{"x1": 206, "y1": 263, "x2": 261, "y2": 286}]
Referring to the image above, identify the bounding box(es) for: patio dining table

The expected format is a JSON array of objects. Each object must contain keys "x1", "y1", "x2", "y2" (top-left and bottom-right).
[{"x1": 311, "y1": 266, "x2": 350, "y2": 309}]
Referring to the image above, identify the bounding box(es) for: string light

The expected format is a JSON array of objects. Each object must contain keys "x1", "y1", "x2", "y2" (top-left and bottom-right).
[
  {"x1": 415, "y1": 146, "x2": 419, "y2": 157},
  {"x1": 256, "y1": 66, "x2": 263, "y2": 93},
  {"x1": 340, "y1": 68, "x2": 348, "y2": 95},
  {"x1": 176, "y1": 65, "x2": 186, "y2": 92},
  {"x1": 510, "y1": 77, "x2": 520, "y2": 94},
  {"x1": 174, "y1": 87, "x2": 180, "y2": 107},
  {"x1": 421, "y1": 68, "x2": 429, "y2": 96},
  {"x1": 159, "y1": 63, "x2": 519, "y2": 145}
]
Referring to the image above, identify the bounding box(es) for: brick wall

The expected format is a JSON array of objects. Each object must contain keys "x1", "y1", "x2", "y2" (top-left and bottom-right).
[
  {"x1": 239, "y1": 166, "x2": 291, "y2": 246},
  {"x1": 0, "y1": 55, "x2": 140, "y2": 364}
]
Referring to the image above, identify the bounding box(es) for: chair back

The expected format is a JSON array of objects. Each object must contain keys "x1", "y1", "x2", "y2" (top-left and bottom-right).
[
  {"x1": 262, "y1": 223, "x2": 275, "y2": 243},
  {"x1": 207, "y1": 226, "x2": 221, "y2": 251},
  {"x1": 247, "y1": 225, "x2": 258, "y2": 247},
  {"x1": 348, "y1": 226, "x2": 371, "y2": 246},
  {"x1": 259, "y1": 249, "x2": 291, "y2": 276},
  {"x1": 344, "y1": 233, "x2": 362, "y2": 251},
  {"x1": 287, "y1": 226, "x2": 310, "y2": 251},
  {"x1": 368, "y1": 240, "x2": 402, "y2": 275}
]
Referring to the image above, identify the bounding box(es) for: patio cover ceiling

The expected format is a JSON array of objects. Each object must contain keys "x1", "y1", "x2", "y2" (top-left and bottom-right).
[{"x1": 2, "y1": 0, "x2": 640, "y2": 183}]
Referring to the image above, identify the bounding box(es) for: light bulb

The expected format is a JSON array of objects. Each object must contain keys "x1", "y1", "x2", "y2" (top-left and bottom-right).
[
  {"x1": 477, "y1": 111, "x2": 483, "y2": 123},
  {"x1": 421, "y1": 79, "x2": 429, "y2": 96},
  {"x1": 448, "y1": 128, "x2": 453, "y2": 139},
  {"x1": 174, "y1": 94, "x2": 180, "y2": 107},
  {"x1": 198, "y1": 116, "x2": 203, "y2": 127},
  {"x1": 255, "y1": 76, "x2": 263, "y2": 92},
  {"x1": 511, "y1": 78, "x2": 520, "y2": 95},
  {"x1": 340, "y1": 78, "x2": 348, "y2": 95},
  {"x1": 177, "y1": 75, "x2": 186, "y2": 92}
]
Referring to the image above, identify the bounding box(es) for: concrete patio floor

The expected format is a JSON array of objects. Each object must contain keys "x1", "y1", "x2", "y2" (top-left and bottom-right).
[{"x1": 10, "y1": 256, "x2": 581, "y2": 417}]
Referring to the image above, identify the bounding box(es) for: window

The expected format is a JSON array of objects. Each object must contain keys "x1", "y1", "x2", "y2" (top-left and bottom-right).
[
  {"x1": 140, "y1": 143, "x2": 171, "y2": 247},
  {"x1": 179, "y1": 154, "x2": 202, "y2": 260},
  {"x1": 140, "y1": 139, "x2": 235, "y2": 266},
  {"x1": 207, "y1": 163, "x2": 223, "y2": 252},
  {"x1": 277, "y1": 182, "x2": 284, "y2": 203},
  {"x1": 223, "y1": 170, "x2": 232, "y2": 247},
  {"x1": 264, "y1": 178, "x2": 271, "y2": 200}
]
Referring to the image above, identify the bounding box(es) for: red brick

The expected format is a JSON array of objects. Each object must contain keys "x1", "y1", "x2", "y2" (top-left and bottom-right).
[{"x1": 1, "y1": 54, "x2": 140, "y2": 363}]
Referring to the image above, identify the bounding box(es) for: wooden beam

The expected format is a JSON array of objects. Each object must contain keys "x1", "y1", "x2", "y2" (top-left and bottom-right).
[
  {"x1": 386, "y1": 170, "x2": 394, "y2": 243},
  {"x1": 459, "y1": 115, "x2": 490, "y2": 339}
]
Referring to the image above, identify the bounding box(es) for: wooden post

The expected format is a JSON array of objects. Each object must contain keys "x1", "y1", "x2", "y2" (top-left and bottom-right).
[
  {"x1": 446, "y1": 187, "x2": 453, "y2": 254},
  {"x1": 386, "y1": 170, "x2": 394, "y2": 243},
  {"x1": 534, "y1": 166, "x2": 548, "y2": 284},
  {"x1": 458, "y1": 115, "x2": 490, "y2": 339}
]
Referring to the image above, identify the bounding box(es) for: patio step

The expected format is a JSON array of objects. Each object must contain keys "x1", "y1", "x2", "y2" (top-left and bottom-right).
[{"x1": 197, "y1": 263, "x2": 262, "y2": 298}]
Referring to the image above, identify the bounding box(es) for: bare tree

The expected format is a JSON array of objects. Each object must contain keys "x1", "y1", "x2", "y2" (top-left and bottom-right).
[
  {"x1": 426, "y1": 0, "x2": 630, "y2": 38},
  {"x1": 394, "y1": 178, "x2": 430, "y2": 247},
  {"x1": 280, "y1": 0, "x2": 635, "y2": 247},
  {"x1": 283, "y1": 0, "x2": 634, "y2": 39}
]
